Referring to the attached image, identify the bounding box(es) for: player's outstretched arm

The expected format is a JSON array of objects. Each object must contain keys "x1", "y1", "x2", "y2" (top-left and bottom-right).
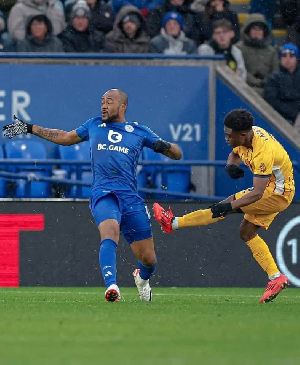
[
  {"x1": 153, "y1": 140, "x2": 182, "y2": 160},
  {"x1": 3, "y1": 116, "x2": 82, "y2": 146},
  {"x1": 211, "y1": 174, "x2": 269, "y2": 218},
  {"x1": 231, "y1": 176, "x2": 269, "y2": 209}
]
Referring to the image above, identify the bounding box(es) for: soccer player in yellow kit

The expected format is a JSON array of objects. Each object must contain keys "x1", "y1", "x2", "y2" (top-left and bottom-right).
[{"x1": 153, "y1": 109, "x2": 295, "y2": 303}]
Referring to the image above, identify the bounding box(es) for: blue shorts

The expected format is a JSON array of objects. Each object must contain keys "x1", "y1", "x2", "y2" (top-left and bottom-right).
[{"x1": 90, "y1": 191, "x2": 152, "y2": 244}]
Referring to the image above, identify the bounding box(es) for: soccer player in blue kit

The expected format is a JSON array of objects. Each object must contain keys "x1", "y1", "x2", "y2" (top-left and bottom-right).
[{"x1": 3, "y1": 89, "x2": 182, "y2": 302}]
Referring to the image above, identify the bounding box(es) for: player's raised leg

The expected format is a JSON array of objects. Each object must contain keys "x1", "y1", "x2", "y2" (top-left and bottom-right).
[
  {"x1": 239, "y1": 219, "x2": 289, "y2": 303},
  {"x1": 131, "y1": 237, "x2": 156, "y2": 301},
  {"x1": 153, "y1": 198, "x2": 230, "y2": 234}
]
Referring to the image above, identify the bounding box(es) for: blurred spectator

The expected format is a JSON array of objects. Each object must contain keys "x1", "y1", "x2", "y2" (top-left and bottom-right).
[
  {"x1": 147, "y1": 0, "x2": 205, "y2": 46},
  {"x1": 111, "y1": 0, "x2": 164, "y2": 18},
  {"x1": 204, "y1": 0, "x2": 240, "y2": 43},
  {"x1": 65, "y1": 0, "x2": 114, "y2": 34},
  {"x1": 105, "y1": 5, "x2": 149, "y2": 53},
  {"x1": 0, "y1": 0, "x2": 18, "y2": 14},
  {"x1": 250, "y1": 0, "x2": 277, "y2": 32},
  {"x1": 280, "y1": 0, "x2": 300, "y2": 50},
  {"x1": 264, "y1": 43, "x2": 300, "y2": 126},
  {"x1": 150, "y1": 11, "x2": 196, "y2": 54},
  {"x1": 190, "y1": 0, "x2": 206, "y2": 13},
  {"x1": 198, "y1": 19, "x2": 246, "y2": 80},
  {"x1": 236, "y1": 14, "x2": 278, "y2": 96},
  {"x1": 16, "y1": 14, "x2": 64, "y2": 51},
  {"x1": 58, "y1": 0, "x2": 105, "y2": 52},
  {"x1": 0, "y1": 10, "x2": 9, "y2": 51},
  {"x1": 8, "y1": 0, "x2": 66, "y2": 41}
]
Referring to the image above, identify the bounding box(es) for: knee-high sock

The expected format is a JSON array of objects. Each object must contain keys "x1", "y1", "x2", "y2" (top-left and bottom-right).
[
  {"x1": 99, "y1": 239, "x2": 117, "y2": 288},
  {"x1": 138, "y1": 259, "x2": 157, "y2": 280},
  {"x1": 178, "y1": 209, "x2": 222, "y2": 228},
  {"x1": 246, "y1": 235, "x2": 279, "y2": 278}
]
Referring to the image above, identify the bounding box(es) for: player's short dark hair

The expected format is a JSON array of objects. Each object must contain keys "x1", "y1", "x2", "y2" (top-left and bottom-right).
[
  {"x1": 224, "y1": 109, "x2": 254, "y2": 132},
  {"x1": 213, "y1": 19, "x2": 232, "y2": 32}
]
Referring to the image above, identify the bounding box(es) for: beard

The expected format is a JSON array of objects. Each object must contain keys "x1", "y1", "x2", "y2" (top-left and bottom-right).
[{"x1": 102, "y1": 113, "x2": 119, "y2": 123}]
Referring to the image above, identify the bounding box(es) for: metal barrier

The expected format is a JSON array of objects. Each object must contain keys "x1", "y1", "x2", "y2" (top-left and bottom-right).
[{"x1": 0, "y1": 159, "x2": 298, "y2": 200}]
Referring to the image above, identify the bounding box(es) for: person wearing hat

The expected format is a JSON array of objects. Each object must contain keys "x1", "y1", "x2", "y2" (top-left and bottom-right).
[
  {"x1": 264, "y1": 43, "x2": 300, "y2": 126},
  {"x1": 236, "y1": 13, "x2": 278, "y2": 96},
  {"x1": 105, "y1": 5, "x2": 149, "y2": 53},
  {"x1": 147, "y1": 0, "x2": 206, "y2": 46},
  {"x1": 16, "y1": 14, "x2": 64, "y2": 52},
  {"x1": 58, "y1": 0, "x2": 105, "y2": 52},
  {"x1": 204, "y1": 0, "x2": 240, "y2": 43},
  {"x1": 150, "y1": 11, "x2": 196, "y2": 54},
  {"x1": 64, "y1": 0, "x2": 115, "y2": 35}
]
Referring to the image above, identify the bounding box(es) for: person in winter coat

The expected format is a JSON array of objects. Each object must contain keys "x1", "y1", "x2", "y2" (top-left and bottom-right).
[
  {"x1": 147, "y1": 0, "x2": 205, "y2": 45},
  {"x1": 16, "y1": 14, "x2": 64, "y2": 52},
  {"x1": 65, "y1": 0, "x2": 115, "y2": 34},
  {"x1": 198, "y1": 19, "x2": 246, "y2": 80},
  {"x1": 111, "y1": 0, "x2": 164, "y2": 18},
  {"x1": 150, "y1": 11, "x2": 196, "y2": 54},
  {"x1": 105, "y1": 5, "x2": 150, "y2": 53},
  {"x1": 264, "y1": 43, "x2": 300, "y2": 125},
  {"x1": 280, "y1": 0, "x2": 300, "y2": 50},
  {"x1": 8, "y1": 0, "x2": 66, "y2": 41},
  {"x1": 58, "y1": 0, "x2": 105, "y2": 52},
  {"x1": 204, "y1": 0, "x2": 239, "y2": 43},
  {"x1": 236, "y1": 13, "x2": 278, "y2": 96}
]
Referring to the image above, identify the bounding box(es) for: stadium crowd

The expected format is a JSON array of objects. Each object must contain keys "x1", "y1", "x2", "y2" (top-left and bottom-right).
[{"x1": 0, "y1": 0, "x2": 300, "y2": 126}]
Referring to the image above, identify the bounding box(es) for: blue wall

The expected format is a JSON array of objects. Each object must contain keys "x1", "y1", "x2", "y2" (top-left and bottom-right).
[
  {"x1": 215, "y1": 78, "x2": 300, "y2": 200},
  {"x1": 0, "y1": 64, "x2": 209, "y2": 159}
]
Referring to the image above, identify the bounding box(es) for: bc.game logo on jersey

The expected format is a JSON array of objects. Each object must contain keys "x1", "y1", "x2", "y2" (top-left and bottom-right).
[{"x1": 108, "y1": 130, "x2": 122, "y2": 143}]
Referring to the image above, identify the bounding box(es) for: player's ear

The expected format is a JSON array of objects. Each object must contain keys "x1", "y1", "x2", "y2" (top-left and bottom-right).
[{"x1": 121, "y1": 103, "x2": 127, "y2": 113}]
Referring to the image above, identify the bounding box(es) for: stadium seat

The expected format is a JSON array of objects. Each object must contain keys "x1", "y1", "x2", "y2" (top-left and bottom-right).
[
  {"x1": 0, "y1": 145, "x2": 7, "y2": 197},
  {"x1": 141, "y1": 147, "x2": 164, "y2": 189},
  {"x1": 14, "y1": 171, "x2": 51, "y2": 198},
  {"x1": 58, "y1": 143, "x2": 91, "y2": 176},
  {"x1": 70, "y1": 171, "x2": 92, "y2": 198},
  {"x1": 4, "y1": 140, "x2": 51, "y2": 197}
]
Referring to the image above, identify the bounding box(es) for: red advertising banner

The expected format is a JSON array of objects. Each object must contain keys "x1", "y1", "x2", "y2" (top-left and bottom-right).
[{"x1": 0, "y1": 214, "x2": 44, "y2": 287}]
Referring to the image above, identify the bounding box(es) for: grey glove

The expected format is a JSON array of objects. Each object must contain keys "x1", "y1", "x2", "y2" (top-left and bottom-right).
[{"x1": 2, "y1": 115, "x2": 33, "y2": 139}]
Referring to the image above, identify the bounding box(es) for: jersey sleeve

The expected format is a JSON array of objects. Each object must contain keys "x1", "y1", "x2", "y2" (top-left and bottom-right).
[
  {"x1": 75, "y1": 118, "x2": 93, "y2": 141},
  {"x1": 252, "y1": 151, "x2": 273, "y2": 177},
  {"x1": 141, "y1": 125, "x2": 161, "y2": 149}
]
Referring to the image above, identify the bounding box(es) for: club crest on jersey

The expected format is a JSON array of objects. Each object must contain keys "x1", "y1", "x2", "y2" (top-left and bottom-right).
[
  {"x1": 125, "y1": 125, "x2": 134, "y2": 133},
  {"x1": 259, "y1": 162, "x2": 266, "y2": 173},
  {"x1": 108, "y1": 130, "x2": 122, "y2": 143}
]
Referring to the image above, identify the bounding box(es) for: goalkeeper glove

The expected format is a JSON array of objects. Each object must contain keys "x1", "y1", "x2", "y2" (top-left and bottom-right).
[
  {"x1": 225, "y1": 164, "x2": 244, "y2": 179},
  {"x1": 2, "y1": 115, "x2": 33, "y2": 139},
  {"x1": 153, "y1": 140, "x2": 171, "y2": 153},
  {"x1": 211, "y1": 202, "x2": 232, "y2": 218}
]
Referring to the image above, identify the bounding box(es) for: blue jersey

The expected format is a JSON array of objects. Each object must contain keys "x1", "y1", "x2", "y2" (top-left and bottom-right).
[{"x1": 75, "y1": 117, "x2": 161, "y2": 193}]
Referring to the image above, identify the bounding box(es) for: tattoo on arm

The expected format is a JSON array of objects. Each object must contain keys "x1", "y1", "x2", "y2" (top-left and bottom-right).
[{"x1": 36, "y1": 128, "x2": 59, "y2": 139}]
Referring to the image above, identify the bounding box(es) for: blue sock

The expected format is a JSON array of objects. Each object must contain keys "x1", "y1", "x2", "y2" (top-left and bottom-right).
[
  {"x1": 99, "y1": 239, "x2": 117, "y2": 288},
  {"x1": 138, "y1": 259, "x2": 157, "y2": 280}
]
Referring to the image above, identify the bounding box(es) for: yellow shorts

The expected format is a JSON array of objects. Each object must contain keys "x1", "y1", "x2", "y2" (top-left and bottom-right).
[{"x1": 235, "y1": 187, "x2": 295, "y2": 230}]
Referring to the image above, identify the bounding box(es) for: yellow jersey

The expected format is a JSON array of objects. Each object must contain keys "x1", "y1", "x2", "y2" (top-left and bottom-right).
[{"x1": 233, "y1": 126, "x2": 295, "y2": 196}]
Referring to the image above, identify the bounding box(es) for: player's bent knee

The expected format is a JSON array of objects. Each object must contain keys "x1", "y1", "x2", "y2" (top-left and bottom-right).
[
  {"x1": 99, "y1": 224, "x2": 119, "y2": 242},
  {"x1": 141, "y1": 252, "x2": 156, "y2": 267},
  {"x1": 239, "y1": 229, "x2": 256, "y2": 242}
]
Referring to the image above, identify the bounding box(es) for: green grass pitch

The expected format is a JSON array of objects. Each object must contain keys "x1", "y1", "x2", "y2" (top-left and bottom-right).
[{"x1": 1, "y1": 287, "x2": 300, "y2": 365}]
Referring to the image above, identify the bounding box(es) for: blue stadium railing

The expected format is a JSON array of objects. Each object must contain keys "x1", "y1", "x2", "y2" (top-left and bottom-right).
[{"x1": 0, "y1": 159, "x2": 298, "y2": 200}]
